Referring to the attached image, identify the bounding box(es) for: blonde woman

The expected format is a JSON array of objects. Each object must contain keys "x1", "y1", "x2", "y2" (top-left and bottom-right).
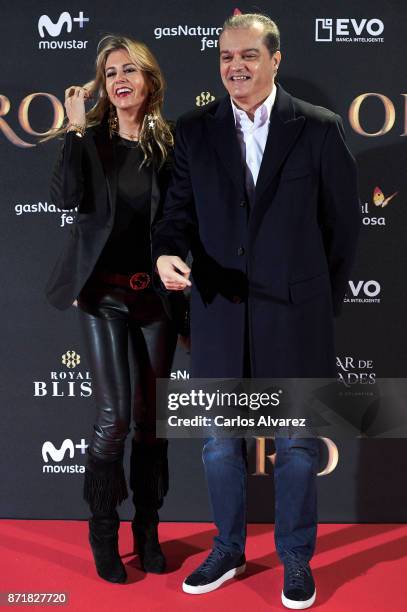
[{"x1": 46, "y1": 35, "x2": 185, "y2": 583}]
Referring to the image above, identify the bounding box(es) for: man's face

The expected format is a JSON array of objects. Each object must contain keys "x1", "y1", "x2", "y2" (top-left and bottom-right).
[{"x1": 219, "y1": 24, "x2": 280, "y2": 107}]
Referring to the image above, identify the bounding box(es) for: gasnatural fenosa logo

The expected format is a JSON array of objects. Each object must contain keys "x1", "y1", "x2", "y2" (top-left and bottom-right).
[{"x1": 360, "y1": 186, "x2": 398, "y2": 227}]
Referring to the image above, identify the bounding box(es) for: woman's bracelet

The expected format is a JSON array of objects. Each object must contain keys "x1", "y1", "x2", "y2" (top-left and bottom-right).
[{"x1": 66, "y1": 123, "x2": 86, "y2": 138}]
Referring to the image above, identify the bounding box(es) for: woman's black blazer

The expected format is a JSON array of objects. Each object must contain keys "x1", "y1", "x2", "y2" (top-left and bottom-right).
[{"x1": 46, "y1": 121, "x2": 186, "y2": 329}]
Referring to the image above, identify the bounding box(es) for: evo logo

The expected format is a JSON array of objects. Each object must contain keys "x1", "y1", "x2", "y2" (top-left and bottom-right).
[
  {"x1": 344, "y1": 280, "x2": 381, "y2": 304},
  {"x1": 42, "y1": 438, "x2": 87, "y2": 474},
  {"x1": 315, "y1": 18, "x2": 384, "y2": 43},
  {"x1": 38, "y1": 11, "x2": 89, "y2": 50}
]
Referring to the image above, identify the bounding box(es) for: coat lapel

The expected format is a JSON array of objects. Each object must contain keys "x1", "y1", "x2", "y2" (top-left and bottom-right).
[
  {"x1": 150, "y1": 159, "x2": 160, "y2": 226},
  {"x1": 255, "y1": 84, "x2": 306, "y2": 204},
  {"x1": 205, "y1": 96, "x2": 245, "y2": 196},
  {"x1": 93, "y1": 124, "x2": 118, "y2": 215}
]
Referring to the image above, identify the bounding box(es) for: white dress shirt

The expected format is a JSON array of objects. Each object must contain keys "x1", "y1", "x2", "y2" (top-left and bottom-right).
[{"x1": 231, "y1": 86, "x2": 277, "y2": 200}]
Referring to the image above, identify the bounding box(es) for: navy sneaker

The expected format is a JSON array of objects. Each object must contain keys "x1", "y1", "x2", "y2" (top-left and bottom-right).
[
  {"x1": 182, "y1": 548, "x2": 246, "y2": 594},
  {"x1": 282, "y1": 552, "x2": 316, "y2": 609}
]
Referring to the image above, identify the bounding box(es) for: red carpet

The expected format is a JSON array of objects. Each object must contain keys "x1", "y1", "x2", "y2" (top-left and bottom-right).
[{"x1": 1, "y1": 521, "x2": 406, "y2": 611}]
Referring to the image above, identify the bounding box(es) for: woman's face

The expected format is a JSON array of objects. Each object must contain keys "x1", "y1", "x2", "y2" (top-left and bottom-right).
[{"x1": 104, "y1": 48, "x2": 150, "y2": 113}]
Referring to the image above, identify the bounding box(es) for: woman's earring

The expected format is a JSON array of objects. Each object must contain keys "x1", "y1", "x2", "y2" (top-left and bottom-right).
[{"x1": 108, "y1": 104, "x2": 118, "y2": 137}]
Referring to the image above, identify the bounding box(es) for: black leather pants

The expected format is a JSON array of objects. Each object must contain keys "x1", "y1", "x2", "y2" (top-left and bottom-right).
[{"x1": 77, "y1": 282, "x2": 178, "y2": 463}]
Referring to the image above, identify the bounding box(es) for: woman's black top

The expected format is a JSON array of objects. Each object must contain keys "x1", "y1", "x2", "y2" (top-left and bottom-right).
[{"x1": 94, "y1": 136, "x2": 152, "y2": 274}]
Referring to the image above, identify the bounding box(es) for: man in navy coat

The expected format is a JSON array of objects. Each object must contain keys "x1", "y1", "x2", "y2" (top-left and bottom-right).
[{"x1": 153, "y1": 13, "x2": 360, "y2": 608}]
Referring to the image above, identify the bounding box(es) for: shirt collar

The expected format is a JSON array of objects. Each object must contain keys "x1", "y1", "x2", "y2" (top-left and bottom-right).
[{"x1": 231, "y1": 85, "x2": 277, "y2": 129}]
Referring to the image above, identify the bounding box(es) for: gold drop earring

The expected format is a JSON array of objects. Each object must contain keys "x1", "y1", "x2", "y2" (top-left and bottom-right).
[{"x1": 108, "y1": 103, "x2": 118, "y2": 138}]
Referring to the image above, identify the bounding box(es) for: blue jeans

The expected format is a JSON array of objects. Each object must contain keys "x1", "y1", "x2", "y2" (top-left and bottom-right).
[{"x1": 202, "y1": 437, "x2": 319, "y2": 563}]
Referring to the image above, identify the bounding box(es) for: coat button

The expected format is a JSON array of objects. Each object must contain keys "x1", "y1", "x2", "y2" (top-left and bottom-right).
[
  {"x1": 237, "y1": 246, "x2": 245, "y2": 256},
  {"x1": 231, "y1": 295, "x2": 242, "y2": 304},
  {"x1": 240, "y1": 200, "x2": 247, "y2": 207}
]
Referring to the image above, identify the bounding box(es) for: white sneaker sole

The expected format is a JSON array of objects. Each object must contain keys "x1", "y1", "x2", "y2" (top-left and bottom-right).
[
  {"x1": 281, "y1": 588, "x2": 316, "y2": 609},
  {"x1": 182, "y1": 563, "x2": 246, "y2": 595}
]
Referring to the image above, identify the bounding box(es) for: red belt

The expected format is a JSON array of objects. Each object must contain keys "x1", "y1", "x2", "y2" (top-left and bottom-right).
[{"x1": 94, "y1": 271, "x2": 151, "y2": 291}]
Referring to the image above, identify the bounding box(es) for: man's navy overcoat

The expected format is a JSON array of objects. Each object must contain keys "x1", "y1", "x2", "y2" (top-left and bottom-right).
[{"x1": 152, "y1": 85, "x2": 360, "y2": 377}]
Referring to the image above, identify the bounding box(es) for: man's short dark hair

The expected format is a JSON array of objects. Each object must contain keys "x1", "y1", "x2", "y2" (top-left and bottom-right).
[{"x1": 221, "y1": 13, "x2": 280, "y2": 56}]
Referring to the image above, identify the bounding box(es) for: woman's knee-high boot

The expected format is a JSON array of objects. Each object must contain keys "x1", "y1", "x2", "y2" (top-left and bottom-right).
[
  {"x1": 129, "y1": 440, "x2": 169, "y2": 573},
  {"x1": 83, "y1": 450, "x2": 128, "y2": 583}
]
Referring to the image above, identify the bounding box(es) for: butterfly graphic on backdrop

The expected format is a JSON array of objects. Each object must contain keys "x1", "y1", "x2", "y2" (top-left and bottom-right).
[{"x1": 373, "y1": 186, "x2": 398, "y2": 208}]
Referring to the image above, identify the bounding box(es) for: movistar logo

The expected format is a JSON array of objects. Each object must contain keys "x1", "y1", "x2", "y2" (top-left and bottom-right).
[
  {"x1": 42, "y1": 438, "x2": 87, "y2": 463},
  {"x1": 38, "y1": 11, "x2": 89, "y2": 40},
  {"x1": 38, "y1": 13, "x2": 72, "y2": 38},
  {"x1": 42, "y1": 439, "x2": 75, "y2": 462}
]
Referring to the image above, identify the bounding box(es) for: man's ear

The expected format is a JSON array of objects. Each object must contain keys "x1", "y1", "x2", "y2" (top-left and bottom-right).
[{"x1": 273, "y1": 50, "x2": 282, "y2": 70}]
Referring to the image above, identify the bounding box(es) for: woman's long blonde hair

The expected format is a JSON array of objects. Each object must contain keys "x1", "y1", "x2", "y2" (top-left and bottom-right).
[{"x1": 47, "y1": 34, "x2": 173, "y2": 166}]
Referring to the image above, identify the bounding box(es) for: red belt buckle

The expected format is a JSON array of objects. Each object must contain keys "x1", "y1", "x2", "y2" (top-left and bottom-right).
[{"x1": 129, "y1": 272, "x2": 150, "y2": 291}]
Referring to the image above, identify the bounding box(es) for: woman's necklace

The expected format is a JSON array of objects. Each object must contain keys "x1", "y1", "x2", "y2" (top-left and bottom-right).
[{"x1": 118, "y1": 128, "x2": 140, "y2": 141}]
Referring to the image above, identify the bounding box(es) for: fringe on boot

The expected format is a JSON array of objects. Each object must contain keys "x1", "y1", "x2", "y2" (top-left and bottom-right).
[{"x1": 83, "y1": 450, "x2": 128, "y2": 513}]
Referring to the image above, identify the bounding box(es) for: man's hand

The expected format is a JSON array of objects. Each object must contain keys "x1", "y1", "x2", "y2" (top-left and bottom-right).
[{"x1": 156, "y1": 256, "x2": 192, "y2": 291}]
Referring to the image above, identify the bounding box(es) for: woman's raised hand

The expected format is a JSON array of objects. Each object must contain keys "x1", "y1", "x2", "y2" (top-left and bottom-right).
[{"x1": 64, "y1": 86, "x2": 89, "y2": 127}]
